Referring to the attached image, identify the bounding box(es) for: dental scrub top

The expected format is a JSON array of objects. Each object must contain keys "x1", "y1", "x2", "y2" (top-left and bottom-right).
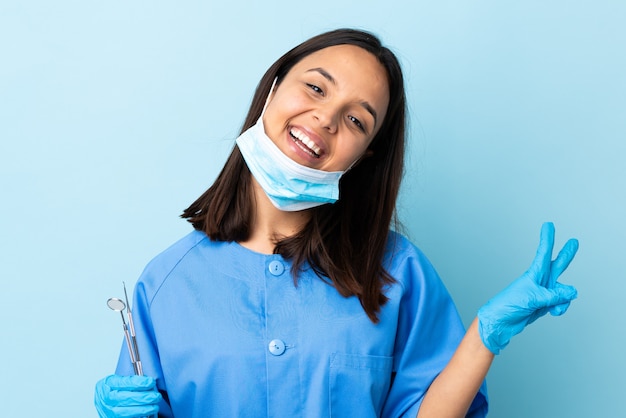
[{"x1": 116, "y1": 229, "x2": 488, "y2": 417}]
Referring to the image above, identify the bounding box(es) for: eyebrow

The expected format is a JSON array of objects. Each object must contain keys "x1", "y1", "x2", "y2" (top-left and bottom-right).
[{"x1": 306, "y1": 67, "x2": 378, "y2": 126}]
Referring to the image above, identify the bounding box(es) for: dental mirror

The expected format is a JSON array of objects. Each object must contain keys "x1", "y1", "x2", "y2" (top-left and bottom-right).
[{"x1": 107, "y1": 297, "x2": 126, "y2": 312}]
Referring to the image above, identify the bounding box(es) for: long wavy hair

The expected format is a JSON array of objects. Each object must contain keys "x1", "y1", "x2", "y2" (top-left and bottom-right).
[{"x1": 182, "y1": 28, "x2": 407, "y2": 322}]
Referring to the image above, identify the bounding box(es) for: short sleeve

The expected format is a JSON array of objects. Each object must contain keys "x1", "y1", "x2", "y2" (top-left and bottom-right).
[{"x1": 381, "y1": 237, "x2": 488, "y2": 417}]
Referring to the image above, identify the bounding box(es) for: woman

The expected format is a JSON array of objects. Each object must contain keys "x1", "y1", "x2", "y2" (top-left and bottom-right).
[{"x1": 95, "y1": 29, "x2": 579, "y2": 417}]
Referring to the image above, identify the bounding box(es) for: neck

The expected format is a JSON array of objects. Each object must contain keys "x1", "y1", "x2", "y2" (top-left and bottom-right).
[{"x1": 238, "y1": 179, "x2": 311, "y2": 255}]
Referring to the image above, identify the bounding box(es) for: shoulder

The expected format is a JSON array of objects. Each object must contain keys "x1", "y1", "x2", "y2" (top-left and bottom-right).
[
  {"x1": 383, "y1": 230, "x2": 435, "y2": 273},
  {"x1": 137, "y1": 230, "x2": 210, "y2": 294},
  {"x1": 383, "y1": 230, "x2": 447, "y2": 294},
  {"x1": 147, "y1": 229, "x2": 209, "y2": 268}
]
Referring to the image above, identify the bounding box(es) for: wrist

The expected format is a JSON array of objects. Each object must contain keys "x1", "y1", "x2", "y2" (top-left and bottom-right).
[
  {"x1": 476, "y1": 309, "x2": 506, "y2": 355},
  {"x1": 468, "y1": 318, "x2": 498, "y2": 359}
]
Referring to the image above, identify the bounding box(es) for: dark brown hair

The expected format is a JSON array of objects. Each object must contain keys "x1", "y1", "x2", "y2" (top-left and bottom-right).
[{"x1": 182, "y1": 28, "x2": 406, "y2": 322}]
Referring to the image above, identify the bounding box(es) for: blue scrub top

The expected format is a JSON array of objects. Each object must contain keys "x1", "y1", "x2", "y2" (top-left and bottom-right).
[{"x1": 116, "y1": 230, "x2": 488, "y2": 417}]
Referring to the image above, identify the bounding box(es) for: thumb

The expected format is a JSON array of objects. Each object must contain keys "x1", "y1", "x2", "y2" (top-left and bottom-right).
[
  {"x1": 549, "y1": 283, "x2": 578, "y2": 316},
  {"x1": 533, "y1": 283, "x2": 578, "y2": 311}
]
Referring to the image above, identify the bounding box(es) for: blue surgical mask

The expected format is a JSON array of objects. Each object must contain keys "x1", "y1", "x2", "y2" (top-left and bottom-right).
[{"x1": 236, "y1": 116, "x2": 345, "y2": 211}]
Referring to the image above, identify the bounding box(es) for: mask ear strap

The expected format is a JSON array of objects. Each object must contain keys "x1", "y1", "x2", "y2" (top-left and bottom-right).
[{"x1": 260, "y1": 77, "x2": 278, "y2": 118}]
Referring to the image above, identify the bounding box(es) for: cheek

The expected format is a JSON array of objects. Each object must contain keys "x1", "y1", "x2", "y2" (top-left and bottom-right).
[
  {"x1": 263, "y1": 95, "x2": 309, "y2": 138},
  {"x1": 336, "y1": 140, "x2": 370, "y2": 168}
]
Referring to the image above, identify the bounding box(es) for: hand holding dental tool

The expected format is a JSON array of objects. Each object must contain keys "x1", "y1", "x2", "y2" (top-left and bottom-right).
[
  {"x1": 477, "y1": 222, "x2": 579, "y2": 354},
  {"x1": 96, "y1": 284, "x2": 159, "y2": 418}
]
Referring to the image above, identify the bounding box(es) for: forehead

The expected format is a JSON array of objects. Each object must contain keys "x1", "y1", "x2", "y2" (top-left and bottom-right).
[{"x1": 288, "y1": 45, "x2": 390, "y2": 117}]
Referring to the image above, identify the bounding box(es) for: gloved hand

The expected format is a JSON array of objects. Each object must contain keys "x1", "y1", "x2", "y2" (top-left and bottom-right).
[
  {"x1": 95, "y1": 374, "x2": 161, "y2": 418},
  {"x1": 477, "y1": 222, "x2": 579, "y2": 355}
]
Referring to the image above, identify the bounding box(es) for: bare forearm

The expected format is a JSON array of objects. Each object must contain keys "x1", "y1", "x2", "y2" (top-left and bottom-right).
[{"x1": 417, "y1": 318, "x2": 494, "y2": 418}]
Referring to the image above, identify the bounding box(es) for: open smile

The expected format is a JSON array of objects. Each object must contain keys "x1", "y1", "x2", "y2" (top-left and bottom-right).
[{"x1": 289, "y1": 127, "x2": 321, "y2": 158}]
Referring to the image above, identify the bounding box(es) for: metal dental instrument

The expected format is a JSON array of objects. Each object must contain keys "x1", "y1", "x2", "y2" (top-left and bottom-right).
[
  {"x1": 123, "y1": 281, "x2": 143, "y2": 375},
  {"x1": 107, "y1": 284, "x2": 143, "y2": 376}
]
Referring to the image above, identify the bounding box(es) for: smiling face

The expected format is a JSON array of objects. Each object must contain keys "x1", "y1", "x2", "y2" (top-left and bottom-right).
[{"x1": 262, "y1": 45, "x2": 390, "y2": 172}]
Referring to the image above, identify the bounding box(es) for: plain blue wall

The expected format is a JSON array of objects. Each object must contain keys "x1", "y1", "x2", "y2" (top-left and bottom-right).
[{"x1": 1, "y1": 1, "x2": 624, "y2": 416}]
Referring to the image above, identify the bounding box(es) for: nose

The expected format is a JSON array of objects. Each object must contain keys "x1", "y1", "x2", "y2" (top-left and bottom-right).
[{"x1": 313, "y1": 104, "x2": 339, "y2": 134}]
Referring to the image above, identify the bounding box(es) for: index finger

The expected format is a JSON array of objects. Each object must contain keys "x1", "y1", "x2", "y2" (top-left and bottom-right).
[
  {"x1": 527, "y1": 222, "x2": 555, "y2": 286},
  {"x1": 105, "y1": 375, "x2": 156, "y2": 391}
]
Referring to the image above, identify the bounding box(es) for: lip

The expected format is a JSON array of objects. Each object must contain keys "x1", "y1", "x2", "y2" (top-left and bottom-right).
[{"x1": 284, "y1": 125, "x2": 327, "y2": 164}]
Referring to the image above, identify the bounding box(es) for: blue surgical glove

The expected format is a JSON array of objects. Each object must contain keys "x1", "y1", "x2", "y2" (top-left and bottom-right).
[
  {"x1": 94, "y1": 374, "x2": 161, "y2": 418},
  {"x1": 477, "y1": 222, "x2": 579, "y2": 354}
]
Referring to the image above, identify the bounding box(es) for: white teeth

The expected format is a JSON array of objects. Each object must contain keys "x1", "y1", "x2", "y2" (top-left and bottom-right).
[{"x1": 290, "y1": 128, "x2": 321, "y2": 155}]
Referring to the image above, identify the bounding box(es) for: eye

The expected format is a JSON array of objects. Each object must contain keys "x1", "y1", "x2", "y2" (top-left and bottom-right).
[
  {"x1": 306, "y1": 83, "x2": 324, "y2": 96},
  {"x1": 348, "y1": 115, "x2": 366, "y2": 133}
]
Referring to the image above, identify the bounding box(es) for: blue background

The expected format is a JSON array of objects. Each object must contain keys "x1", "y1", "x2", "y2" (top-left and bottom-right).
[{"x1": 1, "y1": 1, "x2": 624, "y2": 416}]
